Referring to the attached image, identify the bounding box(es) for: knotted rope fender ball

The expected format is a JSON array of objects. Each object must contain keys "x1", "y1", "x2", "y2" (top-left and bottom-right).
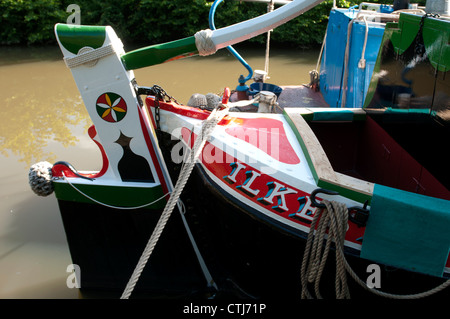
[{"x1": 29, "y1": 161, "x2": 54, "y2": 197}]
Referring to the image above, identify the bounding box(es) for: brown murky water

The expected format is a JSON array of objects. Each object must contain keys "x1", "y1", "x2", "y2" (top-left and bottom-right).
[{"x1": 0, "y1": 44, "x2": 319, "y2": 298}]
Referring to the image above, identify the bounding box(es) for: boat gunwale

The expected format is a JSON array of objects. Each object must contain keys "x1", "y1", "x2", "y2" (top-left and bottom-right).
[{"x1": 283, "y1": 107, "x2": 375, "y2": 205}]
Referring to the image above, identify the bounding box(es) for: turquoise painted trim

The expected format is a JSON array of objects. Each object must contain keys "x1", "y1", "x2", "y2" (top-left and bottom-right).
[
  {"x1": 385, "y1": 108, "x2": 432, "y2": 115},
  {"x1": 312, "y1": 110, "x2": 355, "y2": 122},
  {"x1": 361, "y1": 184, "x2": 450, "y2": 278}
]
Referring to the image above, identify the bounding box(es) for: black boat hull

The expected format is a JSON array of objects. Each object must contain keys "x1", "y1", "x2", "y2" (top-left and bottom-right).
[{"x1": 58, "y1": 153, "x2": 449, "y2": 299}]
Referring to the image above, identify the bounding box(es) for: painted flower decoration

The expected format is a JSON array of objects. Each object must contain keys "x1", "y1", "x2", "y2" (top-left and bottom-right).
[{"x1": 96, "y1": 92, "x2": 127, "y2": 123}]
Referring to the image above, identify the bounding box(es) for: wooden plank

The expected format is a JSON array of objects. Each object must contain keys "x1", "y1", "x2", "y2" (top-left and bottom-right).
[
  {"x1": 284, "y1": 108, "x2": 337, "y2": 183},
  {"x1": 333, "y1": 172, "x2": 374, "y2": 196}
]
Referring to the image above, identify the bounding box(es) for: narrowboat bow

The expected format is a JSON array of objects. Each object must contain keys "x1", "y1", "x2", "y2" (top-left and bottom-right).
[{"x1": 29, "y1": 0, "x2": 450, "y2": 299}]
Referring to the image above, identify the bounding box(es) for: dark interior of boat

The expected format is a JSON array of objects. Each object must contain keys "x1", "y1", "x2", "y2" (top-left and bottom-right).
[{"x1": 308, "y1": 112, "x2": 450, "y2": 201}]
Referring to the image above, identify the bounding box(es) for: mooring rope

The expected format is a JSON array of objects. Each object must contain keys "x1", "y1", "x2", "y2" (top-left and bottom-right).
[
  {"x1": 120, "y1": 105, "x2": 229, "y2": 299},
  {"x1": 301, "y1": 199, "x2": 450, "y2": 299},
  {"x1": 301, "y1": 200, "x2": 350, "y2": 299}
]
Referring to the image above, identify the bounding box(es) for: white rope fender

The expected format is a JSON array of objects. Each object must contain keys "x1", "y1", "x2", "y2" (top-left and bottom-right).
[
  {"x1": 194, "y1": 29, "x2": 217, "y2": 56},
  {"x1": 120, "y1": 105, "x2": 229, "y2": 299},
  {"x1": 29, "y1": 161, "x2": 54, "y2": 196},
  {"x1": 301, "y1": 199, "x2": 450, "y2": 299}
]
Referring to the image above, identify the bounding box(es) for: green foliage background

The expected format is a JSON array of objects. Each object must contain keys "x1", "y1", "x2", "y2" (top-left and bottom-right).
[{"x1": 0, "y1": 0, "x2": 424, "y2": 47}]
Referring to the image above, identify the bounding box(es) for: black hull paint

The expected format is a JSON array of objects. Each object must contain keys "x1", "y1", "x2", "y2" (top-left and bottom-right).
[
  {"x1": 187, "y1": 163, "x2": 449, "y2": 300},
  {"x1": 58, "y1": 199, "x2": 206, "y2": 298},
  {"x1": 57, "y1": 133, "x2": 449, "y2": 300}
]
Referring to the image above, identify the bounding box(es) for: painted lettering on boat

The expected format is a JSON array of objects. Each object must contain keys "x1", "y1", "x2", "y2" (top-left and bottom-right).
[{"x1": 223, "y1": 162, "x2": 318, "y2": 223}]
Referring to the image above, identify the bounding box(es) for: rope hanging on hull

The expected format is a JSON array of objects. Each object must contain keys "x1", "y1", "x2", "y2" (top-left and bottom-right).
[
  {"x1": 120, "y1": 104, "x2": 229, "y2": 299},
  {"x1": 301, "y1": 199, "x2": 450, "y2": 299}
]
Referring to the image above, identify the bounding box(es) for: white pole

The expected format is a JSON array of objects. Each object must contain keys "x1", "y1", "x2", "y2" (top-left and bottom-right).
[
  {"x1": 210, "y1": 0, "x2": 325, "y2": 50},
  {"x1": 264, "y1": 0, "x2": 275, "y2": 80}
]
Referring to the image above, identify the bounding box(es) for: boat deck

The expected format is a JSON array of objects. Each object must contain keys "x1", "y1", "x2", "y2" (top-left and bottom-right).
[
  {"x1": 278, "y1": 85, "x2": 330, "y2": 109},
  {"x1": 229, "y1": 84, "x2": 329, "y2": 112}
]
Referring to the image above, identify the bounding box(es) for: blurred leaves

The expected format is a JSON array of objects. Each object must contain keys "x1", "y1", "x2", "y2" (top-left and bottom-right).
[
  {"x1": 0, "y1": 0, "x2": 66, "y2": 45},
  {"x1": 0, "y1": 0, "x2": 409, "y2": 48}
]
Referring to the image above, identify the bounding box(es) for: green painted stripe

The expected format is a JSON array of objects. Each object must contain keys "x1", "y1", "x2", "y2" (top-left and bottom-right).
[
  {"x1": 121, "y1": 36, "x2": 198, "y2": 70},
  {"x1": 54, "y1": 182, "x2": 166, "y2": 209},
  {"x1": 283, "y1": 110, "x2": 319, "y2": 184},
  {"x1": 56, "y1": 24, "x2": 106, "y2": 55},
  {"x1": 317, "y1": 179, "x2": 372, "y2": 205},
  {"x1": 312, "y1": 110, "x2": 355, "y2": 122}
]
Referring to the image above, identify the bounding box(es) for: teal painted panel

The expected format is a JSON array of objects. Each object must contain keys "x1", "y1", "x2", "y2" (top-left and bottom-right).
[{"x1": 360, "y1": 184, "x2": 450, "y2": 277}]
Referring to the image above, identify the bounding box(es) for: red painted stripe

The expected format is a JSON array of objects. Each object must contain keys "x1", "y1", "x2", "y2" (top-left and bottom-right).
[
  {"x1": 145, "y1": 97, "x2": 232, "y2": 124},
  {"x1": 52, "y1": 125, "x2": 108, "y2": 179},
  {"x1": 224, "y1": 117, "x2": 300, "y2": 164},
  {"x1": 178, "y1": 130, "x2": 366, "y2": 247},
  {"x1": 137, "y1": 104, "x2": 169, "y2": 195},
  {"x1": 87, "y1": 125, "x2": 109, "y2": 178}
]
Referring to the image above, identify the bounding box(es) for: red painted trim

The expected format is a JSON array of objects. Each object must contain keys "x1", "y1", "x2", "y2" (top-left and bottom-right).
[
  {"x1": 87, "y1": 125, "x2": 109, "y2": 178},
  {"x1": 52, "y1": 164, "x2": 79, "y2": 178},
  {"x1": 52, "y1": 125, "x2": 109, "y2": 179},
  {"x1": 137, "y1": 105, "x2": 169, "y2": 195},
  {"x1": 147, "y1": 99, "x2": 158, "y2": 129},
  {"x1": 222, "y1": 87, "x2": 231, "y2": 104},
  {"x1": 178, "y1": 131, "x2": 366, "y2": 247},
  {"x1": 145, "y1": 97, "x2": 233, "y2": 124}
]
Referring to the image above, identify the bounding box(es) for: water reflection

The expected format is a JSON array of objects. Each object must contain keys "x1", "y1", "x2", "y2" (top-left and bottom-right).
[
  {"x1": 0, "y1": 47, "x2": 92, "y2": 166},
  {"x1": 134, "y1": 45, "x2": 318, "y2": 104},
  {"x1": 0, "y1": 46, "x2": 63, "y2": 67},
  {"x1": 0, "y1": 44, "x2": 318, "y2": 298},
  {"x1": 0, "y1": 45, "x2": 317, "y2": 167}
]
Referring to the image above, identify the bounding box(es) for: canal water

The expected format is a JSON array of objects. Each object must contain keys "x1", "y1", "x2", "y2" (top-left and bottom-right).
[{"x1": 0, "y1": 44, "x2": 319, "y2": 298}]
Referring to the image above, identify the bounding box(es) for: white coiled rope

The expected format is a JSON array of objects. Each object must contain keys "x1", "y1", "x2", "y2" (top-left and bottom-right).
[
  {"x1": 120, "y1": 105, "x2": 229, "y2": 299},
  {"x1": 194, "y1": 29, "x2": 217, "y2": 56},
  {"x1": 29, "y1": 161, "x2": 54, "y2": 197}
]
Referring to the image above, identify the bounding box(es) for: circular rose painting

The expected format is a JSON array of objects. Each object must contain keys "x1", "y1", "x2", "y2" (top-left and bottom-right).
[{"x1": 96, "y1": 92, "x2": 127, "y2": 123}]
